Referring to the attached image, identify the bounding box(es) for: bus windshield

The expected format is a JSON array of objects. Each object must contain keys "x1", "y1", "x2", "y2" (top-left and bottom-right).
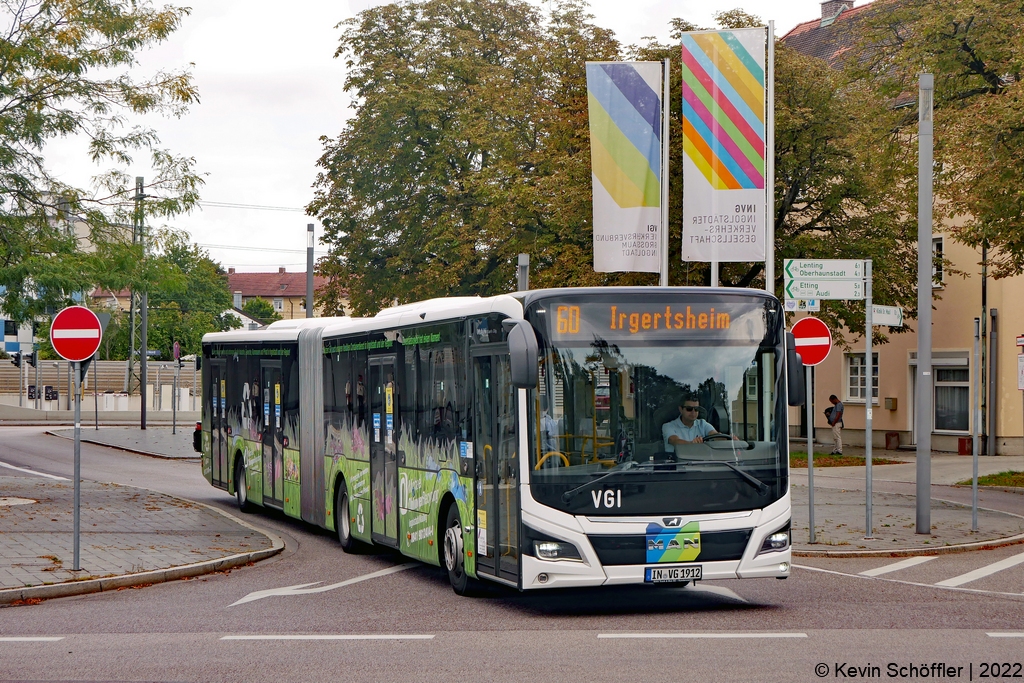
[{"x1": 526, "y1": 293, "x2": 787, "y2": 517}]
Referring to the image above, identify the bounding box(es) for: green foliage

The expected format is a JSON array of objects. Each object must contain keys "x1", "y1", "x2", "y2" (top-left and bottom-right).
[
  {"x1": 855, "y1": 0, "x2": 1024, "y2": 278},
  {"x1": 0, "y1": 0, "x2": 203, "y2": 322},
  {"x1": 242, "y1": 297, "x2": 281, "y2": 325}
]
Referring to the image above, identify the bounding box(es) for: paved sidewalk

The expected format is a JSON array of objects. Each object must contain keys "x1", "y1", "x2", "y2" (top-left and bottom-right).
[
  {"x1": 0, "y1": 474, "x2": 280, "y2": 604},
  {"x1": 49, "y1": 426, "x2": 198, "y2": 459},
  {"x1": 791, "y1": 449, "x2": 1024, "y2": 556}
]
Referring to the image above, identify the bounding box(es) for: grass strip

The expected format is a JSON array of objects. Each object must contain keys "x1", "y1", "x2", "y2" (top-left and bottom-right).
[
  {"x1": 954, "y1": 470, "x2": 1024, "y2": 487},
  {"x1": 789, "y1": 452, "x2": 904, "y2": 468}
]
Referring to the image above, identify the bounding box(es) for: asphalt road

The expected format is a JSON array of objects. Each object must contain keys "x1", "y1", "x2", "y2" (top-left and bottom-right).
[{"x1": 1, "y1": 426, "x2": 1022, "y2": 683}]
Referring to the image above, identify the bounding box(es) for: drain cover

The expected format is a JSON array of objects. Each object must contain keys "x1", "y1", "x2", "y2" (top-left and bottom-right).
[{"x1": 0, "y1": 497, "x2": 37, "y2": 506}]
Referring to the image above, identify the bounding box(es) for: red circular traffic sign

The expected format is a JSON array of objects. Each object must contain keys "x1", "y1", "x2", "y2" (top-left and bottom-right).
[
  {"x1": 791, "y1": 316, "x2": 832, "y2": 366},
  {"x1": 50, "y1": 306, "x2": 102, "y2": 362}
]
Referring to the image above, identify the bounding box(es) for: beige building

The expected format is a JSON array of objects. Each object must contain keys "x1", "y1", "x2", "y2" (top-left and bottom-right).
[{"x1": 786, "y1": 1, "x2": 1024, "y2": 455}]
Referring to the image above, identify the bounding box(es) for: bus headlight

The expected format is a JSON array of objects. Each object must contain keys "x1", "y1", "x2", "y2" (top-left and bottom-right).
[
  {"x1": 758, "y1": 522, "x2": 791, "y2": 554},
  {"x1": 534, "y1": 540, "x2": 582, "y2": 562}
]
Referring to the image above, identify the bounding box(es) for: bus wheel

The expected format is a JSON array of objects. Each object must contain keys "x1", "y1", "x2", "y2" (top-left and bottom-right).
[
  {"x1": 335, "y1": 481, "x2": 357, "y2": 553},
  {"x1": 443, "y1": 505, "x2": 476, "y2": 595},
  {"x1": 234, "y1": 458, "x2": 252, "y2": 513}
]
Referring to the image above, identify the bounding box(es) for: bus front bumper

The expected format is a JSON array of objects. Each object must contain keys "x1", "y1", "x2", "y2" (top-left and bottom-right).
[{"x1": 521, "y1": 548, "x2": 791, "y2": 590}]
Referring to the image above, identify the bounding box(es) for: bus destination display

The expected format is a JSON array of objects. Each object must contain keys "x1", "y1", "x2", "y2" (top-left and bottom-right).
[{"x1": 547, "y1": 300, "x2": 767, "y2": 342}]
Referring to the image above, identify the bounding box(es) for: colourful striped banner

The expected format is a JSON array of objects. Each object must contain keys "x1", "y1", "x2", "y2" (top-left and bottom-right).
[
  {"x1": 586, "y1": 62, "x2": 664, "y2": 273},
  {"x1": 680, "y1": 28, "x2": 768, "y2": 264},
  {"x1": 682, "y1": 31, "x2": 765, "y2": 190}
]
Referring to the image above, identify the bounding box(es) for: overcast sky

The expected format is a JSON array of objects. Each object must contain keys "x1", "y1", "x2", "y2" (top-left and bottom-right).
[{"x1": 49, "y1": 0, "x2": 848, "y2": 272}]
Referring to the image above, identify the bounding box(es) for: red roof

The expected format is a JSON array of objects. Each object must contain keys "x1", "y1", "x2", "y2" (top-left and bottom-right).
[
  {"x1": 226, "y1": 268, "x2": 327, "y2": 298},
  {"x1": 781, "y1": 2, "x2": 879, "y2": 67}
]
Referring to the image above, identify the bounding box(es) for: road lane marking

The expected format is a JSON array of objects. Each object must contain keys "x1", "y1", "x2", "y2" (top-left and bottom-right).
[
  {"x1": 859, "y1": 556, "x2": 936, "y2": 577},
  {"x1": 598, "y1": 633, "x2": 807, "y2": 639},
  {"x1": 935, "y1": 550, "x2": 1024, "y2": 587},
  {"x1": 0, "y1": 637, "x2": 65, "y2": 642},
  {"x1": 230, "y1": 563, "x2": 418, "y2": 606},
  {"x1": 686, "y1": 584, "x2": 749, "y2": 603},
  {"x1": 795, "y1": 563, "x2": 1024, "y2": 599},
  {"x1": 0, "y1": 460, "x2": 68, "y2": 480},
  {"x1": 221, "y1": 635, "x2": 434, "y2": 641},
  {"x1": 988, "y1": 633, "x2": 1024, "y2": 638}
]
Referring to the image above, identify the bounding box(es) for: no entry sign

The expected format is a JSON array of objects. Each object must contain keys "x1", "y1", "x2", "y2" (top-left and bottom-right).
[
  {"x1": 791, "y1": 316, "x2": 832, "y2": 366},
  {"x1": 50, "y1": 306, "x2": 102, "y2": 362}
]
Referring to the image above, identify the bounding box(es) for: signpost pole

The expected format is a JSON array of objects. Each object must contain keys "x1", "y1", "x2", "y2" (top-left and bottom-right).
[
  {"x1": 972, "y1": 318, "x2": 980, "y2": 532},
  {"x1": 865, "y1": 260, "x2": 873, "y2": 538},
  {"x1": 807, "y1": 365, "x2": 815, "y2": 543},
  {"x1": 916, "y1": 73, "x2": 934, "y2": 535},
  {"x1": 73, "y1": 360, "x2": 81, "y2": 571}
]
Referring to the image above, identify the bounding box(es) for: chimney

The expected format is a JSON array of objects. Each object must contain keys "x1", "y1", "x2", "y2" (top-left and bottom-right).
[
  {"x1": 821, "y1": 0, "x2": 854, "y2": 19},
  {"x1": 279, "y1": 267, "x2": 286, "y2": 274},
  {"x1": 228, "y1": 267, "x2": 235, "y2": 274}
]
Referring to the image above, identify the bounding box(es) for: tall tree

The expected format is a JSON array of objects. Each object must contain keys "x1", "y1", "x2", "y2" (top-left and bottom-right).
[
  {"x1": 311, "y1": 0, "x2": 622, "y2": 315},
  {"x1": 0, "y1": 0, "x2": 202, "y2": 322},
  {"x1": 854, "y1": 0, "x2": 1024, "y2": 278}
]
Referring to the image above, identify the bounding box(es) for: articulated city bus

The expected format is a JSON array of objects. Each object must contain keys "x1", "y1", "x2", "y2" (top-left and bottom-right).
[{"x1": 198, "y1": 287, "x2": 804, "y2": 594}]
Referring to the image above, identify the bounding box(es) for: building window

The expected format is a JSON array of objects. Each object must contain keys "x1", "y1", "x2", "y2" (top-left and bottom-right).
[
  {"x1": 934, "y1": 367, "x2": 969, "y2": 432},
  {"x1": 233, "y1": 292, "x2": 242, "y2": 309},
  {"x1": 846, "y1": 353, "x2": 878, "y2": 401},
  {"x1": 273, "y1": 298, "x2": 284, "y2": 312},
  {"x1": 933, "y1": 237, "x2": 944, "y2": 287},
  {"x1": 745, "y1": 367, "x2": 758, "y2": 400},
  {"x1": 4, "y1": 320, "x2": 16, "y2": 337}
]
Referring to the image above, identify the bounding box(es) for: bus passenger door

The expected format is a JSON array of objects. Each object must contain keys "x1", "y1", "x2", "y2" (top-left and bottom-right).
[
  {"x1": 210, "y1": 360, "x2": 228, "y2": 488},
  {"x1": 369, "y1": 356, "x2": 399, "y2": 547},
  {"x1": 261, "y1": 361, "x2": 283, "y2": 507},
  {"x1": 472, "y1": 349, "x2": 519, "y2": 584}
]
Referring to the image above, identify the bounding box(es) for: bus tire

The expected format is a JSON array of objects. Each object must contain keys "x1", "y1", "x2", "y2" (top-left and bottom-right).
[
  {"x1": 234, "y1": 457, "x2": 253, "y2": 513},
  {"x1": 335, "y1": 480, "x2": 357, "y2": 553},
  {"x1": 443, "y1": 504, "x2": 477, "y2": 596}
]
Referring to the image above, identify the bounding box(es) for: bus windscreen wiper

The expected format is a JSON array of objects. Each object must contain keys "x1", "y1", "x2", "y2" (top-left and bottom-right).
[
  {"x1": 676, "y1": 459, "x2": 769, "y2": 495},
  {"x1": 560, "y1": 460, "x2": 651, "y2": 503}
]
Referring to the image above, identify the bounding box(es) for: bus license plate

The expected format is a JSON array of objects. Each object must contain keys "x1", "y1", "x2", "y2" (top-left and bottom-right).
[{"x1": 645, "y1": 565, "x2": 702, "y2": 583}]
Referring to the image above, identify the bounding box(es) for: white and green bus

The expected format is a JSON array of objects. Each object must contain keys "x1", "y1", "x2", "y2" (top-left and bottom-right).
[{"x1": 198, "y1": 287, "x2": 804, "y2": 594}]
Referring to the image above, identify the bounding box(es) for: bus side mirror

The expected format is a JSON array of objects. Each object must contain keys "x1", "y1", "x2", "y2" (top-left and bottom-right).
[
  {"x1": 503, "y1": 319, "x2": 539, "y2": 388},
  {"x1": 786, "y1": 332, "x2": 806, "y2": 406}
]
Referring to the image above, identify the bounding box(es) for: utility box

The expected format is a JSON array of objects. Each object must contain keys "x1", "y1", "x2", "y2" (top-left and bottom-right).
[
  {"x1": 885, "y1": 431, "x2": 900, "y2": 450},
  {"x1": 958, "y1": 437, "x2": 973, "y2": 455},
  {"x1": 884, "y1": 397, "x2": 898, "y2": 411}
]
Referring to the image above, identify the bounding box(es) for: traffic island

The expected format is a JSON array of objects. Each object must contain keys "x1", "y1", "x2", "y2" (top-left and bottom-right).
[{"x1": 0, "y1": 476, "x2": 282, "y2": 605}]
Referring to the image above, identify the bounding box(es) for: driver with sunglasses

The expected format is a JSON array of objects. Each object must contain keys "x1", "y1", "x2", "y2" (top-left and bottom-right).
[{"x1": 663, "y1": 396, "x2": 721, "y2": 451}]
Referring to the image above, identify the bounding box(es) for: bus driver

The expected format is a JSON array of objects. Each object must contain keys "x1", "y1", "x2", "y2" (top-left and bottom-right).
[{"x1": 663, "y1": 396, "x2": 720, "y2": 451}]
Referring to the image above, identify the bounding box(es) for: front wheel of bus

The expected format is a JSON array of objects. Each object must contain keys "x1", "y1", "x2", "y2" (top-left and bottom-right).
[
  {"x1": 335, "y1": 481, "x2": 357, "y2": 553},
  {"x1": 443, "y1": 505, "x2": 476, "y2": 595},
  {"x1": 234, "y1": 458, "x2": 252, "y2": 513}
]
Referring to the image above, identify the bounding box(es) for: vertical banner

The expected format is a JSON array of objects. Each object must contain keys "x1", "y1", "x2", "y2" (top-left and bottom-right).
[
  {"x1": 680, "y1": 28, "x2": 767, "y2": 262},
  {"x1": 586, "y1": 62, "x2": 663, "y2": 273}
]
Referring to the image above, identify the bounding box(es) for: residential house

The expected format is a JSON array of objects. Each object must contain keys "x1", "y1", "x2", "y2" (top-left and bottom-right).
[
  {"x1": 226, "y1": 268, "x2": 336, "y2": 320},
  {"x1": 783, "y1": 0, "x2": 1024, "y2": 454}
]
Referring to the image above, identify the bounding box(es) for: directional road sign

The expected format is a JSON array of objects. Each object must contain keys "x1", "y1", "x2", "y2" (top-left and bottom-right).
[
  {"x1": 50, "y1": 306, "x2": 102, "y2": 362},
  {"x1": 872, "y1": 305, "x2": 904, "y2": 327},
  {"x1": 791, "y1": 316, "x2": 832, "y2": 366},
  {"x1": 784, "y1": 259, "x2": 864, "y2": 280},
  {"x1": 785, "y1": 279, "x2": 864, "y2": 300}
]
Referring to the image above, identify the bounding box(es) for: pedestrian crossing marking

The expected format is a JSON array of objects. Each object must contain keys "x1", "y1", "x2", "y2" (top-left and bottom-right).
[
  {"x1": 935, "y1": 550, "x2": 1024, "y2": 587},
  {"x1": 859, "y1": 556, "x2": 936, "y2": 577}
]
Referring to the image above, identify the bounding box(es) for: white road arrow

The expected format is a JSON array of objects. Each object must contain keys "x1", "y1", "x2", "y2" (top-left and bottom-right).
[{"x1": 230, "y1": 563, "x2": 418, "y2": 606}]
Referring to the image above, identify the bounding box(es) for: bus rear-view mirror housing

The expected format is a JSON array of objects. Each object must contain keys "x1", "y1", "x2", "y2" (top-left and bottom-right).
[
  {"x1": 786, "y1": 331, "x2": 805, "y2": 406},
  {"x1": 503, "y1": 318, "x2": 539, "y2": 388}
]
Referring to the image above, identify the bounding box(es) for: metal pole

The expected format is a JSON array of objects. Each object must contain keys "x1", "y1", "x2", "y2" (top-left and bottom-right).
[
  {"x1": 660, "y1": 57, "x2": 670, "y2": 287},
  {"x1": 173, "y1": 363, "x2": 179, "y2": 435},
  {"x1": 972, "y1": 317, "x2": 980, "y2": 532},
  {"x1": 807, "y1": 365, "x2": 815, "y2": 543},
  {"x1": 94, "y1": 356, "x2": 99, "y2": 431},
  {"x1": 517, "y1": 253, "x2": 530, "y2": 291},
  {"x1": 710, "y1": 261, "x2": 719, "y2": 287},
  {"x1": 865, "y1": 260, "x2": 873, "y2": 538},
  {"x1": 73, "y1": 361, "x2": 81, "y2": 570},
  {"x1": 765, "y1": 21, "x2": 775, "y2": 295},
  {"x1": 989, "y1": 308, "x2": 998, "y2": 457},
  {"x1": 306, "y1": 223, "x2": 315, "y2": 318},
  {"x1": 916, "y1": 74, "x2": 934, "y2": 534},
  {"x1": 192, "y1": 360, "x2": 197, "y2": 411}
]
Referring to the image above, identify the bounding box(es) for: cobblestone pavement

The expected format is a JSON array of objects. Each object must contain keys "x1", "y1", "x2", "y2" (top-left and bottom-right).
[{"x1": 0, "y1": 476, "x2": 273, "y2": 592}]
